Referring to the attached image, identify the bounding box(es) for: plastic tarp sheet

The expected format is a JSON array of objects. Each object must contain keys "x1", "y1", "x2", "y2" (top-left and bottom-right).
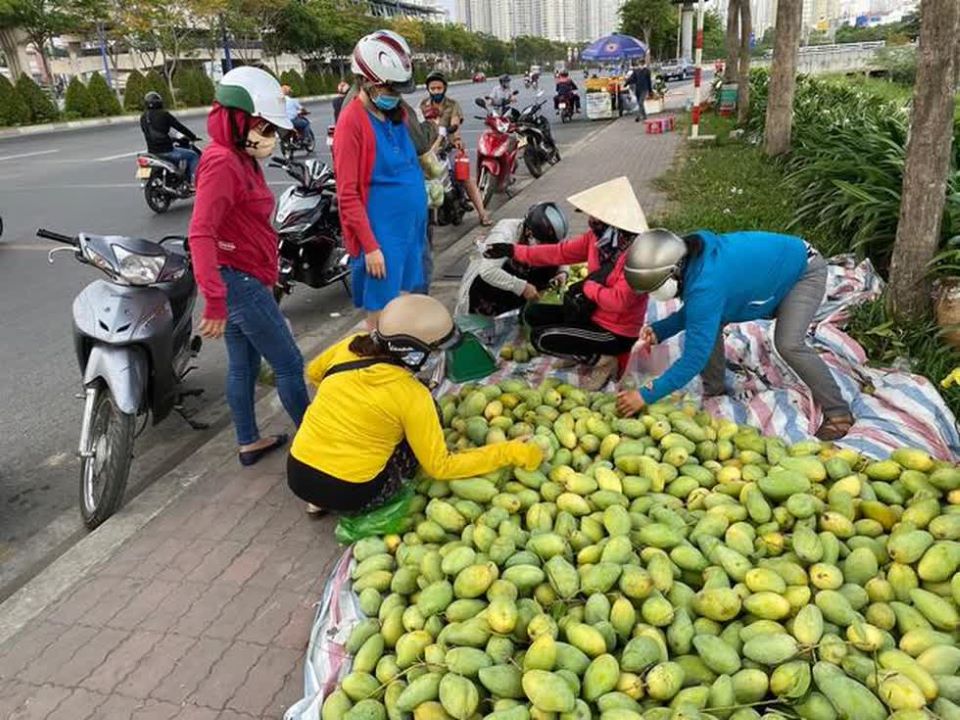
[{"x1": 285, "y1": 255, "x2": 960, "y2": 719}]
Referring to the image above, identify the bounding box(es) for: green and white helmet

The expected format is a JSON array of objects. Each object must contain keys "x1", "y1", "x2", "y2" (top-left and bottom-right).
[{"x1": 215, "y1": 66, "x2": 292, "y2": 130}]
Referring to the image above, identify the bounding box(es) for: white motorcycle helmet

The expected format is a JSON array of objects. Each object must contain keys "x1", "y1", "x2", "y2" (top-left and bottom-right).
[
  {"x1": 351, "y1": 31, "x2": 415, "y2": 93},
  {"x1": 215, "y1": 66, "x2": 292, "y2": 130}
]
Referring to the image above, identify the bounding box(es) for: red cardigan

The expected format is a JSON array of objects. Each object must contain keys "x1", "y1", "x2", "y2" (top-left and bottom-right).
[
  {"x1": 334, "y1": 98, "x2": 381, "y2": 258},
  {"x1": 514, "y1": 231, "x2": 648, "y2": 338}
]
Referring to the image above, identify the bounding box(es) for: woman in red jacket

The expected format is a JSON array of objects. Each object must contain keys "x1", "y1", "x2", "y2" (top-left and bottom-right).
[
  {"x1": 334, "y1": 31, "x2": 428, "y2": 331},
  {"x1": 484, "y1": 177, "x2": 650, "y2": 390},
  {"x1": 188, "y1": 67, "x2": 310, "y2": 466}
]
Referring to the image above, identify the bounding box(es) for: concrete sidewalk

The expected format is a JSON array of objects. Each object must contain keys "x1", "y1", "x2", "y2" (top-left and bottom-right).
[{"x1": 0, "y1": 109, "x2": 684, "y2": 720}]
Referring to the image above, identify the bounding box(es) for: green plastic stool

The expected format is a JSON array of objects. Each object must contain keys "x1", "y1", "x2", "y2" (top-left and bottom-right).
[{"x1": 445, "y1": 331, "x2": 497, "y2": 382}]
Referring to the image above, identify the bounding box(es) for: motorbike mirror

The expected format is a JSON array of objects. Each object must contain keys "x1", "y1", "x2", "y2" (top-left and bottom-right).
[{"x1": 474, "y1": 98, "x2": 487, "y2": 109}]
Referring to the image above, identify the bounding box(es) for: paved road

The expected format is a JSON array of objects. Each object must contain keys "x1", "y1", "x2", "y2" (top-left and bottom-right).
[{"x1": 0, "y1": 78, "x2": 667, "y2": 597}]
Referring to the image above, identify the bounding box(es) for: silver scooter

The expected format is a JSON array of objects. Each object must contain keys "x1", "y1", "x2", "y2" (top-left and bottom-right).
[{"x1": 40, "y1": 228, "x2": 205, "y2": 530}]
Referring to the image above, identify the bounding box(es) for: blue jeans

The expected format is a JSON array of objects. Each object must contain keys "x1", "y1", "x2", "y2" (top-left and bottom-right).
[
  {"x1": 292, "y1": 116, "x2": 314, "y2": 144},
  {"x1": 162, "y1": 147, "x2": 199, "y2": 182},
  {"x1": 221, "y1": 268, "x2": 309, "y2": 445},
  {"x1": 412, "y1": 225, "x2": 433, "y2": 295}
]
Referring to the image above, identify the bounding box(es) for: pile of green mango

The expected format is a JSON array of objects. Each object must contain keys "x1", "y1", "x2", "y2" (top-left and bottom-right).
[{"x1": 323, "y1": 377, "x2": 960, "y2": 720}]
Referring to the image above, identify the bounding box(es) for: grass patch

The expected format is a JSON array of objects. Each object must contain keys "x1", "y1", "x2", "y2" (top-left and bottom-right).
[
  {"x1": 650, "y1": 129, "x2": 841, "y2": 254},
  {"x1": 651, "y1": 120, "x2": 960, "y2": 420},
  {"x1": 822, "y1": 74, "x2": 913, "y2": 106}
]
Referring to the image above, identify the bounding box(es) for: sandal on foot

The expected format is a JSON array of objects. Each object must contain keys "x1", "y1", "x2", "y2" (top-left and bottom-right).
[
  {"x1": 238, "y1": 434, "x2": 289, "y2": 467},
  {"x1": 816, "y1": 415, "x2": 853, "y2": 441},
  {"x1": 305, "y1": 503, "x2": 328, "y2": 517},
  {"x1": 479, "y1": 215, "x2": 494, "y2": 227}
]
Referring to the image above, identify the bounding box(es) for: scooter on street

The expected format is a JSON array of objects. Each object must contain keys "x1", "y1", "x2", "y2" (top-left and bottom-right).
[
  {"x1": 514, "y1": 93, "x2": 562, "y2": 178},
  {"x1": 279, "y1": 111, "x2": 317, "y2": 160},
  {"x1": 557, "y1": 92, "x2": 576, "y2": 124},
  {"x1": 40, "y1": 227, "x2": 205, "y2": 530},
  {"x1": 270, "y1": 156, "x2": 350, "y2": 303},
  {"x1": 135, "y1": 134, "x2": 202, "y2": 214},
  {"x1": 433, "y1": 136, "x2": 474, "y2": 227},
  {"x1": 474, "y1": 94, "x2": 522, "y2": 208}
]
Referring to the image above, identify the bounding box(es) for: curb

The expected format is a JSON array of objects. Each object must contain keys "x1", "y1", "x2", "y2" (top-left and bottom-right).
[
  {"x1": 0, "y1": 111, "x2": 627, "y2": 647},
  {"x1": 0, "y1": 80, "x2": 474, "y2": 143}
]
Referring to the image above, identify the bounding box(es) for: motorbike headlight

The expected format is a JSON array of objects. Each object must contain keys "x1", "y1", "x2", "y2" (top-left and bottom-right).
[{"x1": 113, "y1": 245, "x2": 165, "y2": 285}]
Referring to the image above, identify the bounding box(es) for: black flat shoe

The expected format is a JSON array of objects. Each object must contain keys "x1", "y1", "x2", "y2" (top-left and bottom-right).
[{"x1": 238, "y1": 434, "x2": 289, "y2": 467}]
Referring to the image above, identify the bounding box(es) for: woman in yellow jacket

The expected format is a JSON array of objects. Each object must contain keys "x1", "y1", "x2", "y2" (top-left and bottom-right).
[{"x1": 288, "y1": 294, "x2": 543, "y2": 514}]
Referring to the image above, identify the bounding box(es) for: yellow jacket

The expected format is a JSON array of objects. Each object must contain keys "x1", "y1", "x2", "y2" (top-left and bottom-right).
[{"x1": 291, "y1": 335, "x2": 542, "y2": 482}]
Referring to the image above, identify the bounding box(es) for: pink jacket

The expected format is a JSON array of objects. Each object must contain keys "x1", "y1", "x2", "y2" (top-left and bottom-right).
[{"x1": 514, "y1": 231, "x2": 648, "y2": 338}]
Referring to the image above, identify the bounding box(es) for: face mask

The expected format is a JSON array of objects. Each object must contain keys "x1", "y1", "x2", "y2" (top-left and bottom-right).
[
  {"x1": 244, "y1": 128, "x2": 276, "y2": 159},
  {"x1": 373, "y1": 93, "x2": 401, "y2": 111},
  {"x1": 651, "y1": 277, "x2": 679, "y2": 302},
  {"x1": 430, "y1": 92, "x2": 445, "y2": 103}
]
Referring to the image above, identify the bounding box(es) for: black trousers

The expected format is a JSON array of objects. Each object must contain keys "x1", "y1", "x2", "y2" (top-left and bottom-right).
[
  {"x1": 287, "y1": 441, "x2": 417, "y2": 515},
  {"x1": 523, "y1": 303, "x2": 637, "y2": 363}
]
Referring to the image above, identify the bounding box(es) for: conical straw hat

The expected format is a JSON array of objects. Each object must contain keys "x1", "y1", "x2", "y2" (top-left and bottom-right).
[{"x1": 567, "y1": 176, "x2": 649, "y2": 234}]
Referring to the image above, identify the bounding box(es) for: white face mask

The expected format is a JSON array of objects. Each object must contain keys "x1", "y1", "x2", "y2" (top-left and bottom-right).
[
  {"x1": 244, "y1": 128, "x2": 276, "y2": 159},
  {"x1": 651, "y1": 277, "x2": 679, "y2": 302}
]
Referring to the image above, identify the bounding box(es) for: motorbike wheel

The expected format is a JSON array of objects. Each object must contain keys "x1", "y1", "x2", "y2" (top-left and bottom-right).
[
  {"x1": 304, "y1": 135, "x2": 316, "y2": 154},
  {"x1": 79, "y1": 384, "x2": 136, "y2": 530},
  {"x1": 523, "y1": 146, "x2": 545, "y2": 179},
  {"x1": 144, "y1": 178, "x2": 171, "y2": 214},
  {"x1": 547, "y1": 143, "x2": 562, "y2": 164},
  {"x1": 273, "y1": 285, "x2": 286, "y2": 305},
  {"x1": 478, "y1": 169, "x2": 495, "y2": 209}
]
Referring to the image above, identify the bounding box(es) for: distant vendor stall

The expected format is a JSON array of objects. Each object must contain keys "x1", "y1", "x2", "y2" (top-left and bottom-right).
[{"x1": 580, "y1": 33, "x2": 647, "y2": 120}]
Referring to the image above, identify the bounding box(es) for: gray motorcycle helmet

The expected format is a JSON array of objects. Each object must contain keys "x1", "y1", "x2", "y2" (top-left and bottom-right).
[{"x1": 624, "y1": 228, "x2": 688, "y2": 292}]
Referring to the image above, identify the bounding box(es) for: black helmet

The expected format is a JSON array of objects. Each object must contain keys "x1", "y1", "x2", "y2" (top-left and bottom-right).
[
  {"x1": 499, "y1": 74, "x2": 511, "y2": 87},
  {"x1": 425, "y1": 70, "x2": 448, "y2": 87},
  {"x1": 144, "y1": 91, "x2": 163, "y2": 109},
  {"x1": 524, "y1": 202, "x2": 568, "y2": 245}
]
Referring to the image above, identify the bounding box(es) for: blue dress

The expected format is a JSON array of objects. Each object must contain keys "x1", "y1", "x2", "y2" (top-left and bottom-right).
[{"x1": 351, "y1": 111, "x2": 428, "y2": 311}]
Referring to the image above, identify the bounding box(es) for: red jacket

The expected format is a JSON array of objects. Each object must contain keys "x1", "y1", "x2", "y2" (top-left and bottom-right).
[
  {"x1": 333, "y1": 98, "x2": 380, "y2": 258},
  {"x1": 514, "y1": 231, "x2": 648, "y2": 338},
  {"x1": 188, "y1": 104, "x2": 278, "y2": 321}
]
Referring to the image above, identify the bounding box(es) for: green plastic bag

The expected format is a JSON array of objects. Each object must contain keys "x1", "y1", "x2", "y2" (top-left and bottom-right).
[{"x1": 334, "y1": 485, "x2": 415, "y2": 544}]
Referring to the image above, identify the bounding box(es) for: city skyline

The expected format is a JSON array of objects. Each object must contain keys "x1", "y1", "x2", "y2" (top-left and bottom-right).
[{"x1": 454, "y1": 0, "x2": 626, "y2": 42}]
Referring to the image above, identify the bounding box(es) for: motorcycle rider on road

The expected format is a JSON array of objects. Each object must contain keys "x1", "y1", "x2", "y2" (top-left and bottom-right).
[
  {"x1": 554, "y1": 70, "x2": 581, "y2": 115},
  {"x1": 420, "y1": 70, "x2": 492, "y2": 226},
  {"x1": 139, "y1": 91, "x2": 200, "y2": 187},
  {"x1": 281, "y1": 84, "x2": 314, "y2": 146},
  {"x1": 487, "y1": 74, "x2": 516, "y2": 113}
]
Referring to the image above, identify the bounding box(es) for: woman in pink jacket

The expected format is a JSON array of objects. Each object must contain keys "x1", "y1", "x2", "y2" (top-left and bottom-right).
[{"x1": 484, "y1": 177, "x2": 649, "y2": 390}]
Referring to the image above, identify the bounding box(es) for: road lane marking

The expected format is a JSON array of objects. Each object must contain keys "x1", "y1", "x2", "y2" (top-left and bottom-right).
[
  {"x1": 99, "y1": 151, "x2": 141, "y2": 162},
  {"x1": 0, "y1": 149, "x2": 60, "y2": 162}
]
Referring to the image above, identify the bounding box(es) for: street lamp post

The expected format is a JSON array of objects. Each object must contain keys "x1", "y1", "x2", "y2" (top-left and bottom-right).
[{"x1": 96, "y1": 22, "x2": 114, "y2": 90}]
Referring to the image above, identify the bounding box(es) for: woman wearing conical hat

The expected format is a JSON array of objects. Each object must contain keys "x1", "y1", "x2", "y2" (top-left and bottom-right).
[{"x1": 484, "y1": 176, "x2": 649, "y2": 390}]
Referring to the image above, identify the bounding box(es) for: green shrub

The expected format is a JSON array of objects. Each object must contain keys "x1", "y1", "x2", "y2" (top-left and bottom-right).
[
  {"x1": 15, "y1": 74, "x2": 58, "y2": 123},
  {"x1": 0, "y1": 74, "x2": 30, "y2": 126},
  {"x1": 876, "y1": 46, "x2": 917, "y2": 85},
  {"x1": 305, "y1": 71, "x2": 328, "y2": 95},
  {"x1": 279, "y1": 68, "x2": 307, "y2": 96},
  {"x1": 87, "y1": 72, "x2": 122, "y2": 116},
  {"x1": 745, "y1": 68, "x2": 960, "y2": 275},
  {"x1": 123, "y1": 70, "x2": 146, "y2": 111},
  {"x1": 174, "y1": 68, "x2": 201, "y2": 107},
  {"x1": 196, "y1": 70, "x2": 214, "y2": 105},
  {"x1": 64, "y1": 76, "x2": 98, "y2": 118},
  {"x1": 144, "y1": 69, "x2": 174, "y2": 108}
]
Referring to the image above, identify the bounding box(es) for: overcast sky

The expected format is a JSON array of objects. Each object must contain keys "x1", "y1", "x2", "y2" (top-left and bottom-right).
[{"x1": 437, "y1": 0, "x2": 456, "y2": 18}]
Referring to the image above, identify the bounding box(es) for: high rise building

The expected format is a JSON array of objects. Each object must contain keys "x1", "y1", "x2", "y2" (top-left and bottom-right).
[{"x1": 456, "y1": 0, "x2": 626, "y2": 42}]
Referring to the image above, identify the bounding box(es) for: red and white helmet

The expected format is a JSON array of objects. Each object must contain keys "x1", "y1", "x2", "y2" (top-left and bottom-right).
[{"x1": 351, "y1": 31, "x2": 415, "y2": 93}]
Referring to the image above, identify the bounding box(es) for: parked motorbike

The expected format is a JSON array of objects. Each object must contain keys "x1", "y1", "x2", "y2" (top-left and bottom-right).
[
  {"x1": 135, "y1": 135, "x2": 201, "y2": 214},
  {"x1": 40, "y1": 227, "x2": 204, "y2": 529},
  {"x1": 270, "y1": 156, "x2": 350, "y2": 303},
  {"x1": 514, "y1": 94, "x2": 562, "y2": 179},
  {"x1": 280, "y1": 112, "x2": 317, "y2": 160},
  {"x1": 474, "y1": 94, "x2": 522, "y2": 208}
]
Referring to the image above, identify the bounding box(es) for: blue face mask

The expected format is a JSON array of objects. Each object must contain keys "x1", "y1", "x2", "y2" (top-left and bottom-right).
[
  {"x1": 373, "y1": 93, "x2": 401, "y2": 111},
  {"x1": 430, "y1": 93, "x2": 446, "y2": 103}
]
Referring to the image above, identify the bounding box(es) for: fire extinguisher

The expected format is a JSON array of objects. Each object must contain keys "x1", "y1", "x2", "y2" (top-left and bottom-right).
[{"x1": 454, "y1": 150, "x2": 470, "y2": 183}]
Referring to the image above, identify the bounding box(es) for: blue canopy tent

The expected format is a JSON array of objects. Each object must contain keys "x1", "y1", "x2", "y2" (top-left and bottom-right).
[{"x1": 580, "y1": 33, "x2": 648, "y2": 63}]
